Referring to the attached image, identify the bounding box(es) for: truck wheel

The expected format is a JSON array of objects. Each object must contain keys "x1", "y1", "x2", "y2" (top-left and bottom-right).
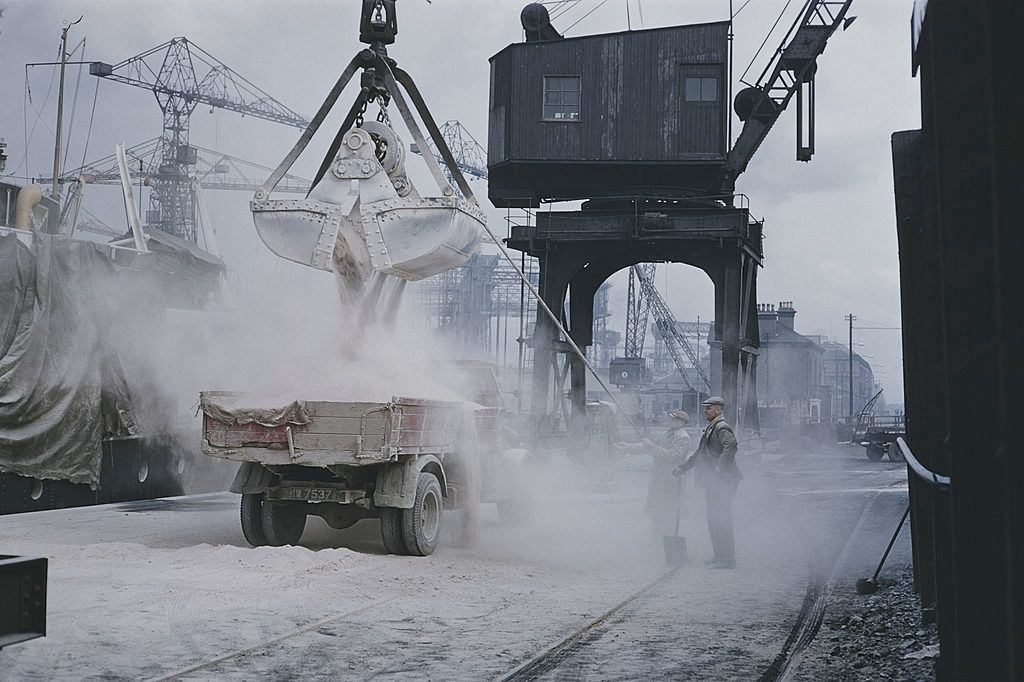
[
  {"x1": 380, "y1": 508, "x2": 408, "y2": 555},
  {"x1": 240, "y1": 493, "x2": 268, "y2": 547},
  {"x1": 261, "y1": 501, "x2": 307, "y2": 546},
  {"x1": 866, "y1": 445, "x2": 885, "y2": 461},
  {"x1": 401, "y1": 473, "x2": 443, "y2": 556},
  {"x1": 887, "y1": 442, "x2": 905, "y2": 462}
]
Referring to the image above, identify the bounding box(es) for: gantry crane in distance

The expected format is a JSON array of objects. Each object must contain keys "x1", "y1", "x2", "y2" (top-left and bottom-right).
[
  {"x1": 720, "y1": 0, "x2": 855, "y2": 191},
  {"x1": 85, "y1": 37, "x2": 310, "y2": 242},
  {"x1": 410, "y1": 120, "x2": 488, "y2": 187},
  {"x1": 623, "y1": 262, "x2": 656, "y2": 359},
  {"x1": 634, "y1": 264, "x2": 711, "y2": 393}
]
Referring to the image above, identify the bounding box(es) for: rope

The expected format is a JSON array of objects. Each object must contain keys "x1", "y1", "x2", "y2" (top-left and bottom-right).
[
  {"x1": 62, "y1": 38, "x2": 87, "y2": 172},
  {"x1": 734, "y1": 0, "x2": 756, "y2": 18},
  {"x1": 76, "y1": 77, "x2": 100, "y2": 173},
  {"x1": 477, "y1": 214, "x2": 643, "y2": 437},
  {"x1": 15, "y1": 51, "x2": 60, "y2": 177},
  {"x1": 565, "y1": 0, "x2": 613, "y2": 32},
  {"x1": 551, "y1": 0, "x2": 584, "y2": 21},
  {"x1": 739, "y1": 0, "x2": 794, "y2": 85}
]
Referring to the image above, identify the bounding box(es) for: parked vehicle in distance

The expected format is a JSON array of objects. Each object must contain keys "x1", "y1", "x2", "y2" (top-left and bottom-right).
[{"x1": 853, "y1": 390, "x2": 907, "y2": 462}]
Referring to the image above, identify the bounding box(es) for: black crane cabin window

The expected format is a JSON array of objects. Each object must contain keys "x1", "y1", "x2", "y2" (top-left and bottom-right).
[
  {"x1": 684, "y1": 76, "x2": 719, "y2": 102},
  {"x1": 542, "y1": 76, "x2": 581, "y2": 121}
]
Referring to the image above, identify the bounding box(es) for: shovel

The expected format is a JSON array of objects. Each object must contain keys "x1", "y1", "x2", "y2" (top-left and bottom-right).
[
  {"x1": 856, "y1": 503, "x2": 910, "y2": 595},
  {"x1": 663, "y1": 473, "x2": 687, "y2": 565}
]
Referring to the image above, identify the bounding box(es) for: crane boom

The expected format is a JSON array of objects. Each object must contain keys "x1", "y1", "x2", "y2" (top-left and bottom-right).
[
  {"x1": 623, "y1": 262, "x2": 656, "y2": 358},
  {"x1": 410, "y1": 120, "x2": 488, "y2": 184},
  {"x1": 85, "y1": 37, "x2": 309, "y2": 241},
  {"x1": 633, "y1": 265, "x2": 711, "y2": 391},
  {"x1": 720, "y1": 0, "x2": 853, "y2": 191},
  {"x1": 89, "y1": 38, "x2": 308, "y2": 129},
  {"x1": 49, "y1": 137, "x2": 310, "y2": 194}
]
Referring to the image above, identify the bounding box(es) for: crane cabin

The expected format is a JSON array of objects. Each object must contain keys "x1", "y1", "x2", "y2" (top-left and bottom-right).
[{"x1": 488, "y1": 12, "x2": 731, "y2": 208}]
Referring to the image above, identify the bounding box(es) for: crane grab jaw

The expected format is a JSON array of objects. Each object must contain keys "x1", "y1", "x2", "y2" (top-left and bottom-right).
[{"x1": 251, "y1": 8, "x2": 484, "y2": 286}]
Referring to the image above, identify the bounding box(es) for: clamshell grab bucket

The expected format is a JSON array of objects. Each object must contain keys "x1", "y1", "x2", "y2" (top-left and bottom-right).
[
  {"x1": 250, "y1": 46, "x2": 485, "y2": 285},
  {"x1": 251, "y1": 125, "x2": 484, "y2": 283},
  {"x1": 361, "y1": 196, "x2": 482, "y2": 280}
]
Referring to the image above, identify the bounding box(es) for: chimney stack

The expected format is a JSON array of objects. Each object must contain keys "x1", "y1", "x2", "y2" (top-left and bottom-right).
[
  {"x1": 757, "y1": 302, "x2": 778, "y2": 336},
  {"x1": 777, "y1": 301, "x2": 796, "y2": 330}
]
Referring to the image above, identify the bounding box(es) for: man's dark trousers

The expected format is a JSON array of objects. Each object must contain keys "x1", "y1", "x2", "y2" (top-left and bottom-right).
[{"x1": 705, "y1": 478, "x2": 736, "y2": 563}]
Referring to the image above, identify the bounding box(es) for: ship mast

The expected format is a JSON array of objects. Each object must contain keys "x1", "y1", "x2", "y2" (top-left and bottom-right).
[{"x1": 50, "y1": 16, "x2": 82, "y2": 200}]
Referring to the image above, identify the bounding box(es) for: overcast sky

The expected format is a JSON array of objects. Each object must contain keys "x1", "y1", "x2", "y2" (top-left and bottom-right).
[{"x1": 0, "y1": 0, "x2": 918, "y2": 402}]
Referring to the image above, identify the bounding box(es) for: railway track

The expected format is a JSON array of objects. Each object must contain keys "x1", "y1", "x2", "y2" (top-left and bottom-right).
[
  {"x1": 146, "y1": 597, "x2": 398, "y2": 681},
  {"x1": 495, "y1": 493, "x2": 883, "y2": 682}
]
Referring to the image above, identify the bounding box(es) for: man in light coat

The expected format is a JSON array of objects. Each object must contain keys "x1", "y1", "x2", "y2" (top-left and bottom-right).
[
  {"x1": 675, "y1": 396, "x2": 741, "y2": 568},
  {"x1": 616, "y1": 410, "x2": 691, "y2": 538}
]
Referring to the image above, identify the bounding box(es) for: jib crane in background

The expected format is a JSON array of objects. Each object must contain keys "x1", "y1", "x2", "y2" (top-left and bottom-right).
[
  {"x1": 85, "y1": 37, "x2": 310, "y2": 242},
  {"x1": 634, "y1": 265, "x2": 711, "y2": 393},
  {"x1": 623, "y1": 263, "x2": 656, "y2": 359},
  {"x1": 411, "y1": 120, "x2": 488, "y2": 186}
]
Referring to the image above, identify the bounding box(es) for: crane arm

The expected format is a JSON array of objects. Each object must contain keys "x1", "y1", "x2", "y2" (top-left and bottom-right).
[
  {"x1": 720, "y1": 0, "x2": 853, "y2": 191},
  {"x1": 634, "y1": 265, "x2": 711, "y2": 391},
  {"x1": 50, "y1": 137, "x2": 310, "y2": 194},
  {"x1": 89, "y1": 37, "x2": 309, "y2": 129}
]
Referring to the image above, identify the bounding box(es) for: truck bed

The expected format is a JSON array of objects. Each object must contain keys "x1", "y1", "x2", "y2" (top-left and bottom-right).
[{"x1": 200, "y1": 392, "x2": 466, "y2": 467}]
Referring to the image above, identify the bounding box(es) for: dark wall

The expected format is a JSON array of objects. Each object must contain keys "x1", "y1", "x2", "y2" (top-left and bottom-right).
[
  {"x1": 896, "y1": 1, "x2": 1023, "y2": 679},
  {"x1": 488, "y1": 22, "x2": 729, "y2": 205}
]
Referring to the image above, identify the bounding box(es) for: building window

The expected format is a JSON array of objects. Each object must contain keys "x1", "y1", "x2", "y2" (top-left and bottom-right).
[
  {"x1": 543, "y1": 76, "x2": 581, "y2": 121},
  {"x1": 684, "y1": 76, "x2": 719, "y2": 102}
]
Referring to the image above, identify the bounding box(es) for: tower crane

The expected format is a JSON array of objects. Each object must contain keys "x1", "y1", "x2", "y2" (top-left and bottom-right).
[
  {"x1": 85, "y1": 37, "x2": 310, "y2": 242},
  {"x1": 633, "y1": 264, "x2": 711, "y2": 392}
]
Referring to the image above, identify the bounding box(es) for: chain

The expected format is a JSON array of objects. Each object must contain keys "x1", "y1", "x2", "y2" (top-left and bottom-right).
[
  {"x1": 376, "y1": 94, "x2": 392, "y2": 126},
  {"x1": 355, "y1": 98, "x2": 369, "y2": 127},
  {"x1": 372, "y1": 95, "x2": 392, "y2": 164}
]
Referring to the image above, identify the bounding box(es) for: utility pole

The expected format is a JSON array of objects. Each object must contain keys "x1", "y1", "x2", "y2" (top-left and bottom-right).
[
  {"x1": 846, "y1": 313, "x2": 856, "y2": 417},
  {"x1": 51, "y1": 16, "x2": 83, "y2": 199}
]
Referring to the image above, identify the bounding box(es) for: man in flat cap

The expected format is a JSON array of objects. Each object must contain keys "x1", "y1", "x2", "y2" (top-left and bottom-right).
[
  {"x1": 675, "y1": 396, "x2": 741, "y2": 568},
  {"x1": 615, "y1": 410, "x2": 691, "y2": 539}
]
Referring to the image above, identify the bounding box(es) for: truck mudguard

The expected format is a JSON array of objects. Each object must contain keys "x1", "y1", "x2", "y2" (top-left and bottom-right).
[
  {"x1": 229, "y1": 462, "x2": 276, "y2": 494},
  {"x1": 374, "y1": 455, "x2": 447, "y2": 509}
]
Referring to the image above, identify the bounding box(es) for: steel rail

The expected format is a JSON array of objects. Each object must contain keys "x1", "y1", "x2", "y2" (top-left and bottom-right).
[
  {"x1": 146, "y1": 597, "x2": 398, "y2": 681},
  {"x1": 896, "y1": 437, "x2": 951, "y2": 489},
  {"x1": 495, "y1": 565, "x2": 684, "y2": 681}
]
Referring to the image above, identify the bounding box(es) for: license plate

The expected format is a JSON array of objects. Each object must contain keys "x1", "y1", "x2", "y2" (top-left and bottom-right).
[{"x1": 271, "y1": 486, "x2": 360, "y2": 504}]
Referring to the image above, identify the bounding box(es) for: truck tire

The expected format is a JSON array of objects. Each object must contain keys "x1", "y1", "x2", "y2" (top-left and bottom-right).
[
  {"x1": 401, "y1": 473, "x2": 443, "y2": 556},
  {"x1": 380, "y1": 508, "x2": 408, "y2": 555},
  {"x1": 261, "y1": 501, "x2": 307, "y2": 546},
  {"x1": 866, "y1": 444, "x2": 885, "y2": 461},
  {"x1": 240, "y1": 493, "x2": 268, "y2": 547},
  {"x1": 887, "y1": 442, "x2": 905, "y2": 462}
]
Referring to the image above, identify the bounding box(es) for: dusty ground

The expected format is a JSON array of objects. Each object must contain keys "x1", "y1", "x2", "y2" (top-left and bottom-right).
[{"x1": 0, "y1": 443, "x2": 921, "y2": 680}]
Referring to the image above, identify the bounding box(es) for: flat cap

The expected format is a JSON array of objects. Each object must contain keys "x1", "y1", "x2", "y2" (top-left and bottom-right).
[
  {"x1": 669, "y1": 410, "x2": 689, "y2": 421},
  {"x1": 701, "y1": 396, "x2": 726, "y2": 406}
]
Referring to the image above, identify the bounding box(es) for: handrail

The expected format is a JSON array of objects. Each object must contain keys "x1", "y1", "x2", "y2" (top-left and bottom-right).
[{"x1": 896, "y1": 437, "x2": 951, "y2": 489}]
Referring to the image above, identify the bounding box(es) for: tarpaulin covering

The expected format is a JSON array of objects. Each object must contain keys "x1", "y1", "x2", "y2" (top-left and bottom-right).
[
  {"x1": 199, "y1": 392, "x2": 310, "y2": 428},
  {"x1": 0, "y1": 232, "x2": 136, "y2": 485}
]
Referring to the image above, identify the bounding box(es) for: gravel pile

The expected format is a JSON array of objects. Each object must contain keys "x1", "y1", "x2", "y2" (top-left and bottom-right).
[{"x1": 793, "y1": 567, "x2": 939, "y2": 681}]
